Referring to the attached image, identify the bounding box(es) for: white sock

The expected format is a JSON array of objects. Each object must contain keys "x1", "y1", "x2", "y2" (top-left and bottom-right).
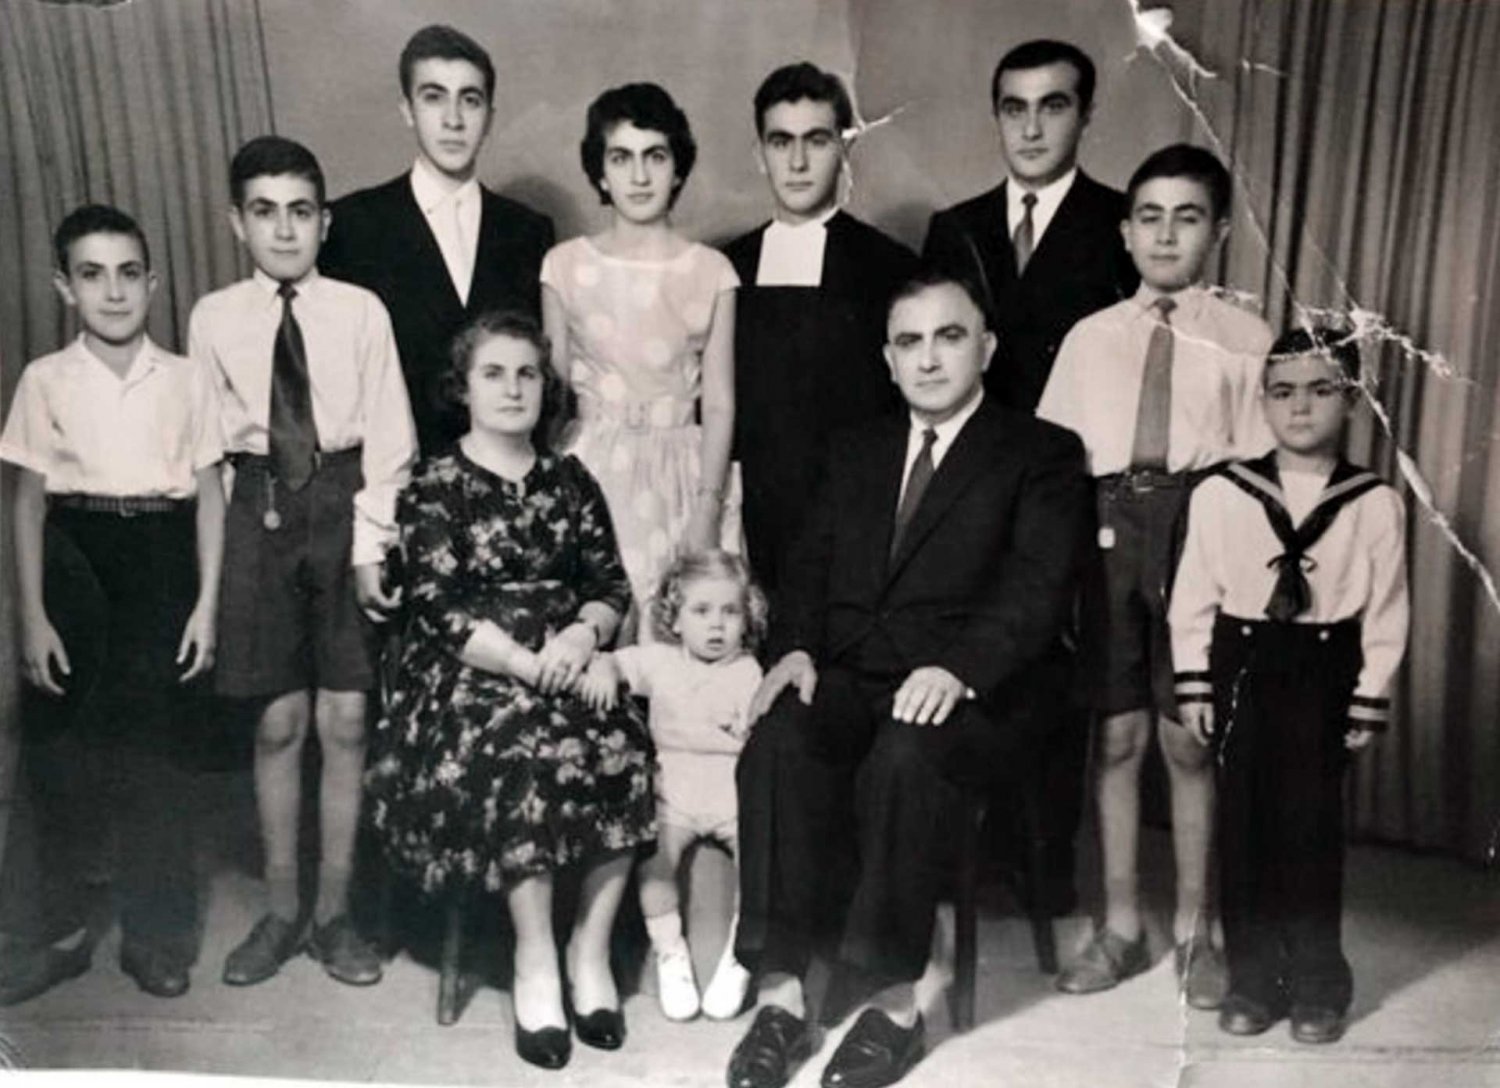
[{"x1": 645, "y1": 910, "x2": 689, "y2": 955}]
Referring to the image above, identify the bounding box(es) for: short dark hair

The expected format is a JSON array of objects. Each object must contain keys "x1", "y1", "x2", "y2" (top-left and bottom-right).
[
  {"x1": 991, "y1": 39, "x2": 1097, "y2": 115},
  {"x1": 753, "y1": 62, "x2": 854, "y2": 137},
  {"x1": 442, "y1": 309, "x2": 565, "y2": 446},
  {"x1": 229, "y1": 135, "x2": 326, "y2": 207},
  {"x1": 887, "y1": 265, "x2": 993, "y2": 331},
  {"x1": 1126, "y1": 143, "x2": 1232, "y2": 220},
  {"x1": 649, "y1": 549, "x2": 769, "y2": 651},
  {"x1": 1267, "y1": 325, "x2": 1362, "y2": 384},
  {"x1": 54, "y1": 204, "x2": 150, "y2": 274},
  {"x1": 399, "y1": 24, "x2": 495, "y2": 102},
  {"x1": 580, "y1": 83, "x2": 697, "y2": 207}
]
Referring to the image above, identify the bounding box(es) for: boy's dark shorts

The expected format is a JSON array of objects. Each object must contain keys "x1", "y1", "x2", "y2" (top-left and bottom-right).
[
  {"x1": 217, "y1": 449, "x2": 375, "y2": 699},
  {"x1": 1078, "y1": 470, "x2": 1193, "y2": 720}
]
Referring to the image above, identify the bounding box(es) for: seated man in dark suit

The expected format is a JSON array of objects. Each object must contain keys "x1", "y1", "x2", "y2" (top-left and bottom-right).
[
  {"x1": 320, "y1": 24, "x2": 554, "y2": 454},
  {"x1": 724, "y1": 62, "x2": 917, "y2": 595},
  {"x1": 923, "y1": 38, "x2": 1138, "y2": 915},
  {"x1": 727, "y1": 269, "x2": 1089, "y2": 1088}
]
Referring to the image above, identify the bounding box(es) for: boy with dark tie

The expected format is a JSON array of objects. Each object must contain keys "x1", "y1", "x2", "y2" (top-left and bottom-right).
[{"x1": 189, "y1": 136, "x2": 416, "y2": 987}]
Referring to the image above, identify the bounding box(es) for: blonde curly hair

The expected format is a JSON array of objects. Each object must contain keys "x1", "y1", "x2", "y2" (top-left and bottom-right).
[{"x1": 648, "y1": 549, "x2": 769, "y2": 650}]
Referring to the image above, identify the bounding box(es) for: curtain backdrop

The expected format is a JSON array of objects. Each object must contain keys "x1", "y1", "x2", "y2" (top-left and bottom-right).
[
  {"x1": 0, "y1": 0, "x2": 275, "y2": 800},
  {"x1": 1, "y1": 0, "x2": 1497, "y2": 862},
  {"x1": 1156, "y1": 0, "x2": 1500, "y2": 860}
]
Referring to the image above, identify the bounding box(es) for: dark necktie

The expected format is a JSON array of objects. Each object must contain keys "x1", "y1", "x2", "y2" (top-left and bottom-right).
[
  {"x1": 269, "y1": 282, "x2": 318, "y2": 491},
  {"x1": 1128, "y1": 296, "x2": 1177, "y2": 469},
  {"x1": 890, "y1": 427, "x2": 938, "y2": 559},
  {"x1": 1013, "y1": 192, "x2": 1038, "y2": 275}
]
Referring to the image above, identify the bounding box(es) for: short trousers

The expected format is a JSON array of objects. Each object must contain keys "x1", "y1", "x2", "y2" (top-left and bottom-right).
[
  {"x1": 656, "y1": 750, "x2": 739, "y2": 845},
  {"x1": 1079, "y1": 470, "x2": 1194, "y2": 719},
  {"x1": 216, "y1": 449, "x2": 375, "y2": 698}
]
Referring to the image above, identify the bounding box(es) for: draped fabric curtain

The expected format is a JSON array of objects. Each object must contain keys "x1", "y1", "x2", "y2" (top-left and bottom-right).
[
  {"x1": 0, "y1": 0, "x2": 275, "y2": 792},
  {"x1": 1177, "y1": 0, "x2": 1500, "y2": 860}
]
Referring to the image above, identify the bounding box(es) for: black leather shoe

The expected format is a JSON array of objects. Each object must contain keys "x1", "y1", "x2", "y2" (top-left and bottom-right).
[
  {"x1": 0, "y1": 942, "x2": 92, "y2": 1006},
  {"x1": 515, "y1": 1022, "x2": 572, "y2": 1069},
  {"x1": 1218, "y1": 993, "x2": 1280, "y2": 1036},
  {"x1": 573, "y1": 1006, "x2": 625, "y2": 1050},
  {"x1": 120, "y1": 945, "x2": 190, "y2": 998},
  {"x1": 728, "y1": 1006, "x2": 818, "y2": 1088},
  {"x1": 1290, "y1": 1004, "x2": 1347, "y2": 1044},
  {"x1": 820, "y1": 1009, "x2": 924, "y2": 1088}
]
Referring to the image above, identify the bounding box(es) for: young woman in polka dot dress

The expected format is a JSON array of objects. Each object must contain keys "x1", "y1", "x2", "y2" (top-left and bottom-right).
[{"x1": 541, "y1": 83, "x2": 741, "y2": 636}]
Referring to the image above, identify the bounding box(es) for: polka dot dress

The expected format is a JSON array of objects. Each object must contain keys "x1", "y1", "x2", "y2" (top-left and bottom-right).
[{"x1": 541, "y1": 237, "x2": 744, "y2": 625}]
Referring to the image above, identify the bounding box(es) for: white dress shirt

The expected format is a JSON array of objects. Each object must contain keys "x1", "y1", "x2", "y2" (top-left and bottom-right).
[
  {"x1": 1169, "y1": 471, "x2": 1409, "y2": 717},
  {"x1": 0, "y1": 335, "x2": 223, "y2": 497},
  {"x1": 187, "y1": 269, "x2": 416, "y2": 565},
  {"x1": 897, "y1": 387, "x2": 985, "y2": 507},
  {"x1": 1036, "y1": 284, "x2": 1275, "y2": 476},
  {"x1": 1006, "y1": 167, "x2": 1076, "y2": 249},
  {"x1": 755, "y1": 205, "x2": 838, "y2": 287},
  {"x1": 410, "y1": 157, "x2": 481, "y2": 305}
]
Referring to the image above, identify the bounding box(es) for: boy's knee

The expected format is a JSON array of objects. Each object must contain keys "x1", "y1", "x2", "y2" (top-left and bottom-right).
[
  {"x1": 316, "y1": 691, "x2": 368, "y2": 753},
  {"x1": 1096, "y1": 714, "x2": 1149, "y2": 769},
  {"x1": 255, "y1": 696, "x2": 310, "y2": 754}
]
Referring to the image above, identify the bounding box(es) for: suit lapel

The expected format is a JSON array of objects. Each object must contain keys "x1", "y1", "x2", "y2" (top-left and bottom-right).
[
  {"x1": 467, "y1": 189, "x2": 508, "y2": 315},
  {"x1": 885, "y1": 403, "x2": 993, "y2": 579},
  {"x1": 1022, "y1": 172, "x2": 1096, "y2": 283},
  {"x1": 864, "y1": 418, "x2": 911, "y2": 590},
  {"x1": 820, "y1": 212, "x2": 856, "y2": 293},
  {"x1": 389, "y1": 180, "x2": 466, "y2": 325}
]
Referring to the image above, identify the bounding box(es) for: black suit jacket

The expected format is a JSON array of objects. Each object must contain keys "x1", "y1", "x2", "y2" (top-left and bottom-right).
[
  {"x1": 923, "y1": 172, "x2": 1137, "y2": 412},
  {"x1": 321, "y1": 174, "x2": 555, "y2": 453},
  {"x1": 773, "y1": 397, "x2": 1089, "y2": 737},
  {"x1": 724, "y1": 212, "x2": 917, "y2": 592}
]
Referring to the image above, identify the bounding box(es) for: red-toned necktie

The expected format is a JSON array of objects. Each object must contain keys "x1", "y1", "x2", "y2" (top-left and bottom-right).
[{"x1": 1128, "y1": 297, "x2": 1177, "y2": 469}]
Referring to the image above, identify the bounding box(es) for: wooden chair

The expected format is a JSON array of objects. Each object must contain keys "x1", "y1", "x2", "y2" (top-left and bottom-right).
[{"x1": 950, "y1": 779, "x2": 1058, "y2": 1033}]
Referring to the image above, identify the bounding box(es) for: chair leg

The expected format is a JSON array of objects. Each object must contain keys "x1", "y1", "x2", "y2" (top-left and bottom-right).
[
  {"x1": 951, "y1": 798, "x2": 980, "y2": 1033},
  {"x1": 1021, "y1": 789, "x2": 1059, "y2": 975},
  {"x1": 437, "y1": 896, "x2": 466, "y2": 1026}
]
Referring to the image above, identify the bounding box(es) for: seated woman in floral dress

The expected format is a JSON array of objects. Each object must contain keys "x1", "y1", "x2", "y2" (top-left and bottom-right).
[{"x1": 366, "y1": 310, "x2": 654, "y2": 1071}]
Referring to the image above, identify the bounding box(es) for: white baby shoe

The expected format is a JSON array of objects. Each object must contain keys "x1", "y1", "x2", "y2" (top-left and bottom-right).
[{"x1": 654, "y1": 943, "x2": 701, "y2": 1021}]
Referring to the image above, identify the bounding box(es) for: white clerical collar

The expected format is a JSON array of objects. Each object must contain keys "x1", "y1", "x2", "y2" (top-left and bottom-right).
[
  {"x1": 756, "y1": 206, "x2": 838, "y2": 287},
  {"x1": 410, "y1": 156, "x2": 480, "y2": 214}
]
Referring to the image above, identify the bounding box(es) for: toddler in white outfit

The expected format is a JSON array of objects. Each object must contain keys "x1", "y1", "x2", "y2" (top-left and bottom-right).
[{"x1": 582, "y1": 549, "x2": 765, "y2": 1021}]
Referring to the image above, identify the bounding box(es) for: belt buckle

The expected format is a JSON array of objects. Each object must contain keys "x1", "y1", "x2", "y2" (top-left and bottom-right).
[
  {"x1": 116, "y1": 498, "x2": 139, "y2": 518},
  {"x1": 1128, "y1": 470, "x2": 1157, "y2": 494}
]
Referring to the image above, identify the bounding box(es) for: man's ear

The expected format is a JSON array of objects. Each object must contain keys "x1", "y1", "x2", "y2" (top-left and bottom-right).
[
  {"x1": 399, "y1": 95, "x2": 415, "y2": 130},
  {"x1": 51, "y1": 269, "x2": 76, "y2": 308},
  {"x1": 1212, "y1": 216, "x2": 1231, "y2": 246},
  {"x1": 319, "y1": 206, "x2": 332, "y2": 244},
  {"x1": 980, "y1": 329, "x2": 998, "y2": 372},
  {"x1": 882, "y1": 341, "x2": 898, "y2": 383},
  {"x1": 751, "y1": 139, "x2": 768, "y2": 177},
  {"x1": 228, "y1": 205, "x2": 247, "y2": 245}
]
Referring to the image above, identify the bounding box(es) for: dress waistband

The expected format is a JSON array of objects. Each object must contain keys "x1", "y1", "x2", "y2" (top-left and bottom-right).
[
  {"x1": 575, "y1": 397, "x2": 695, "y2": 430},
  {"x1": 51, "y1": 493, "x2": 192, "y2": 516}
]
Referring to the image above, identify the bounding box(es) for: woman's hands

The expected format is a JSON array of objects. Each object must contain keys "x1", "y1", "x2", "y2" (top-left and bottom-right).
[{"x1": 533, "y1": 621, "x2": 599, "y2": 694}]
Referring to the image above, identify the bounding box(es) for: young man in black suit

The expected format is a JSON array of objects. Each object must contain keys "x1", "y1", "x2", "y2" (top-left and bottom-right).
[
  {"x1": 726, "y1": 270, "x2": 1088, "y2": 1088},
  {"x1": 923, "y1": 39, "x2": 1137, "y2": 412},
  {"x1": 725, "y1": 63, "x2": 917, "y2": 596},
  {"x1": 321, "y1": 24, "x2": 554, "y2": 454},
  {"x1": 922, "y1": 39, "x2": 1138, "y2": 918}
]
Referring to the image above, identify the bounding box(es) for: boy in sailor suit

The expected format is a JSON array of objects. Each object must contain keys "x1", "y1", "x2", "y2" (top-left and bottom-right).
[{"x1": 1169, "y1": 327, "x2": 1409, "y2": 1045}]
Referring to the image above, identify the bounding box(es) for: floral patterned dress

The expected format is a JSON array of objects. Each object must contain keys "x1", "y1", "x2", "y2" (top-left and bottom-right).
[{"x1": 366, "y1": 448, "x2": 656, "y2": 895}]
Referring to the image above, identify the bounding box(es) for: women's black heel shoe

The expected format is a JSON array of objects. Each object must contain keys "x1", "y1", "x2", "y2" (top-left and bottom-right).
[
  {"x1": 515, "y1": 1022, "x2": 572, "y2": 1070},
  {"x1": 573, "y1": 1007, "x2": 626, "y2": 1051}
]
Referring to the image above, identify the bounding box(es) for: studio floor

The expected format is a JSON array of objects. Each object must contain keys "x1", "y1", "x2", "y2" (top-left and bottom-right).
[{"x1": 1, "y1": 767, "x2": 1498, "y2": 1088}]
